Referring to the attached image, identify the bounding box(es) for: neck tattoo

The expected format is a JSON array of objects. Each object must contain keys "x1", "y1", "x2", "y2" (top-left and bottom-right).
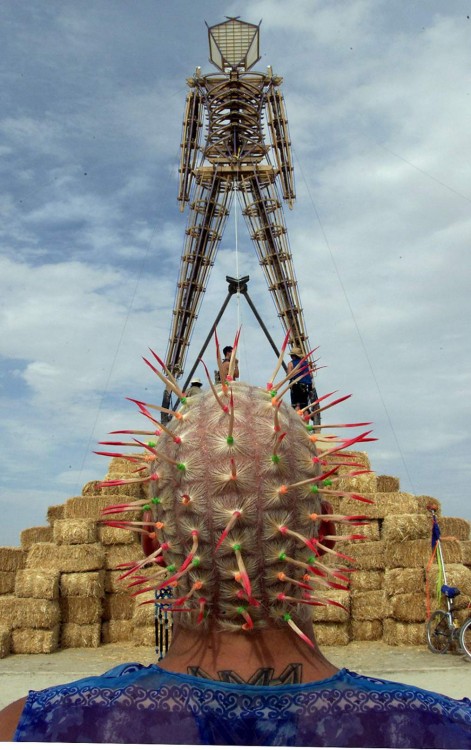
[{"x1": 188, "y1": 663, "x2": 303, "y2": 685}]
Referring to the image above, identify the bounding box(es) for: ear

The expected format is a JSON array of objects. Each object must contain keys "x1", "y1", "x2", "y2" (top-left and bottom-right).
[
  {"x1": 140, "y1": 509, "x2": 160, "y2": 557},
  {"x1": 317, "y1": 500, "x2": 336, "y2": 555}
]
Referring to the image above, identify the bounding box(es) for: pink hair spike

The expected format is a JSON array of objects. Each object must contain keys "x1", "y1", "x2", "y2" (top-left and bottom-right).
[
  {"x1": 233, "y1": 546, "x2": 252, "y2": 596},
  {"x1": 309, "y1": 393, "x2": 352, "y2": 418},
  {"x1": 228, "y1": 389, "x2": 235, "y2": 438},
  {"x1": 148, "y1": 348, "x2": 182, "y2": 393},
  {"x1": 284, "y1": 614, "x2": 316, "y2": 649},
  {"x1": 230, "y1": 457, "x2": 237, "y2": 480},
  {"x1": 197, "y1": 597, "x2": 207, "y2": 624},
  {"x1": 215, "y1": 510, "x2": 241, "y2": 551},
  {"x1": 214, "y1": 330, "x2": 227, "y2": 392},
  {"x1": 200, "y1": 358, "x2": 229, "y2": 412},
  {"x1": 93, "y1": 451, "x2": 143, "y2": 463},
  {"x1": 227, "y1": 326, "x2": 241, "y2": 381},
  {"x1": 267, "y1": 329, "x2": 291, "y2": 389},
  {"x1": 272, "y1": 347, "x2": 318, "y2": 392},
  {"x1": 142, "y1": 355, "x2": 185, "y2": 400},
  {"x1": 109, "y1": 429, "x2": 162, "y2": 436}
]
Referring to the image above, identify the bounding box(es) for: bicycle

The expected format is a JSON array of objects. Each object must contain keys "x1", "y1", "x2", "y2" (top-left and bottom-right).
[{"x1": 426, "y1": 584, "x2": 471, "y2": 658}]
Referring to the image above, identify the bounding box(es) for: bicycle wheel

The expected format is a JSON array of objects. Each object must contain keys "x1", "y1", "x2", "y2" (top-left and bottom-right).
[
  {"x1": 427, "y1": 610, "x2": 453, "y2": 653},
  {"x1": 459, "y1": 618, "x2": 471, "y2": 658}
]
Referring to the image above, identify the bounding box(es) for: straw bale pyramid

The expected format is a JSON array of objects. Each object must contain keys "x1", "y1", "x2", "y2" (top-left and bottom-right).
[{"x1": 1, "y1": 450, "x2": 470, "y2": 656}]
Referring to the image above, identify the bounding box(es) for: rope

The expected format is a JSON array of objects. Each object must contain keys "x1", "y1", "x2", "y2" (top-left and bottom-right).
[
  {"x1": 74, "y1": 220, "x2": 160, "y2": 495},
  {"x1": 293, "y1": 147, "x2": 415, "y2": 493},
  {"x1": 234, "y1": 181, "x2": 241, "y2": 330}
]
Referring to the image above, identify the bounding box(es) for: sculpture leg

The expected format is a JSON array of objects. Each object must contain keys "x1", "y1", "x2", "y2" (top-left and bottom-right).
[
  {"x1": 239, "y1": 174, "x2": 309, "y2": 351},
  {"x1": 165, "y1": 174, "x2": 233, "y2": 378}
]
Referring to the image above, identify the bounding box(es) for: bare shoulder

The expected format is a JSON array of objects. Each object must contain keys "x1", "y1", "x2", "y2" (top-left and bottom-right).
[{"x1": 0, "y1": 697, "x2": 27, "y2": 742}]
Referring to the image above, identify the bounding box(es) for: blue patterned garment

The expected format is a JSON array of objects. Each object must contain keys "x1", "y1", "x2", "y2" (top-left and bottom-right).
[{"x1": 14, "y1": 662, "x2": 471, "y2": 746}]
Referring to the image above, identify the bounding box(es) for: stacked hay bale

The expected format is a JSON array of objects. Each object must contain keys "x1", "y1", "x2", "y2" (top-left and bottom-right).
[
  {"x1": 0, "y1": 548, "x2": 26, "y2": 657},
  {"x1": 1, "y1": 448, "x2": 470, "y2": 655},
  {"x1": 314, "y1": 450, "x2": 471, "y2": 646},
  {"x1": 61, "y1": 456, "x2": 144, "y2": 647},
  {"x1": 0, "y1": 457, "x2": 149, "y2": 656}
]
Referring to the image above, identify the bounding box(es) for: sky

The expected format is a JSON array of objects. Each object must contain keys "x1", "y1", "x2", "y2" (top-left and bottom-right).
[{"x1": 1, "y1": 0, "x2": 471, "y2": 546}]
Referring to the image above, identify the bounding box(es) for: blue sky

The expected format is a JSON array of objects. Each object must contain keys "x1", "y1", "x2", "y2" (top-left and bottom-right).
[{"x1": 1, "y1": 0, "x2": 471, "y2": 545}]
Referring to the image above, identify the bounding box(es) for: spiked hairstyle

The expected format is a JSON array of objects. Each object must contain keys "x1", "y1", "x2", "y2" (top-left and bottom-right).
[{"x1": 98, "y1": 332, "x2": 375, "y2": 647}]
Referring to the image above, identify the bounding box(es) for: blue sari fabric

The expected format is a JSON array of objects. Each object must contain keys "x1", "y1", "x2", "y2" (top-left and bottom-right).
[{"x1": 14, "y1": 662, "x2": 471, "y2": 746}]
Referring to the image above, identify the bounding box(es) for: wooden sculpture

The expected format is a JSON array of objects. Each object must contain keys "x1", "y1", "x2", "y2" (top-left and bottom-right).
[{"x1": 165, "y1": 17, "x2": 312, "y2": 383}]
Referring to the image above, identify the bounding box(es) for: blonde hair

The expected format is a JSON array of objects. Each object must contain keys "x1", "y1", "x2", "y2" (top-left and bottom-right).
[{"x1": 100, "y1": 344, "x2": 370, "y2": 642}]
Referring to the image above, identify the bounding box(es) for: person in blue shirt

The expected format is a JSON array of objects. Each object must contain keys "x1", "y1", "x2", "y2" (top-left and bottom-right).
[
  {"x1": 287, "y1": 345, "x2": 313, "y2": 410},
  {"x1": 1, "y1": 370, "x2": 470, "y2": 745}
]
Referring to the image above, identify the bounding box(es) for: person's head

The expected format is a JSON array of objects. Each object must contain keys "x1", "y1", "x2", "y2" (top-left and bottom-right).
[
  {"x1": 223, "y1": 345, "x2": 233, "y2": 357},
  {"x1": 100, "y1": 342, "x2": 367, "y2": 647},
  {"x1": 190, "y1": 378, "x2": 202, "y2": 388},
  {"x1": 102, "y1": 381, "x2": 352, "y2": 646},
  {"x1": 290, "y1": 346, "x2": 303, "y2": 359}
]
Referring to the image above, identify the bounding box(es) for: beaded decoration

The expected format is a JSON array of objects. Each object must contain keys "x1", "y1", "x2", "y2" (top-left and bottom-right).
[{"x1": 98, "y1": 333, "x2": 376, "y2": 647}]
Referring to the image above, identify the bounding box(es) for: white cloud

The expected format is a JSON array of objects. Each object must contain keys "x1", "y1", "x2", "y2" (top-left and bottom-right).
[{"x1": 1, "y1": 0, "x2": 470, "y2": 548}]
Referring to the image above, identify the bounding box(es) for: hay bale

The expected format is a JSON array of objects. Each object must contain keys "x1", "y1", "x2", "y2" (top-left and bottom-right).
[
  {"x1": 384, "y1": 568, "x2": 425, "y2": 596},
  {"x1": 103, "y1": 593, "x2": 134, "y2": 621},
  {"x1": 132, "y1": 625, "x2": 157, "y2": 647},
  {"x1": 47, "y1": 504, "x2": 65, "y2": 523},
  {"x1": 15, "y1": 569, "x2": 60, "y2": 600},
  {"x1": 64, "y1": 495, "x2": 139, "y2": 521},
  {"x1": 311, "y1": 591, "x2": 350, "y2": 623},
  {"x1": 0, "y1": 547, "x2": 26, "y2": 572},
  {"x1": 415, "y1": 495, "x2": 441, "y2": 515},
  {"x1": 385, "y1": 539, "x2": 462, "y2": 568},
  {"x1": 0, "y1": 596, "x2": 18, "y2": 627},
  {"x1": 100, "y1": 474, "x2": 144, "y2": 498},
  {"x1": 383, "y1": 619, "x2": 425, "y2": 646},
  {"x1": 340, "y1": 493, "x2": 417, "y2": 520},
  {"x1": 108, "y1": 457, "x2": 145, "y2": 474},
  {"x1": 26, "y1": 542, "x2": 105, "y2": 573},
  {"x1": 338, "y1": 520, "x2": 379, "y2": 543},
  {"x1": 381, "y1": 514, "x2": 430, "y2": 544},
  {"x1": 325, "y1": 451, "x2": 370, "y2": 472},
  {"x1": 98, "y1": 525, "x2": 135, "y2": 546},
  {"x1": 60, "y1": 571, "x2": 105, "y2": 597},
  {"x1": 439, "y1": 517, "x2": 470, "y2": 541},
  {"x1": 376, "y1": 475, "x2": 400, "y2": 493},
  {"x1": 0, "y1": 572, "x2": 16, "y2": 595},
  {"x1": 53, "y1": 519, "x2": 97, "y2": 545},
  {"x1": 133, "y1": 593, "x2": 156, "y2": 626},
  {"x1": 0, "y1": 597, "x2": 61, "y2": 628},
  {"x1": 0, "y1": 627, "x2": 10, "y2": 658},
  {"x1": 461, "y1": 541, "x2": 471, "y2": 566},
  {"x1": 336, "y1": 541, "x2": 386, "y2": 570},
  {"x1": 82, "y1": 480, "x2": 102, "y2": 496},
  {"x1": 105, "y1": 544, "x2": 143, "y2": 571},
  {"x1": 61, "y1": 596, "x2": 103, "y2": 624},
  {"x1": 455, "y1": 609, "x2": 471, "y2": 627},
  {"x1": 20, "y1": 526, "x2": 53, "y2": 551},
  {"x1": 351, "y1": 590, "x2": 386, "y2": 621},
  {"x1": 351, "y1": 620, "x2": 382, "y2": 641},
  {"x1": 388, "y1": 593, "x2": 426, "y2": 622},
  {"x1": 313, "y1": 623, "x2": 350, "y2": 646},
  {"x1": 350, "y1": 571, "x2": 384, "y2": 591},
  {"x1": 11, "y1": 627, "x2": 59, "y2": 654},
  {"x1": 334, "y1": 474, "x2": 377, "y2": 494},
  {"x1": 105, "y1": 571, "x2": 130, "y2": 594},
  {"x1": 61, "y1": 623, "x2": 101, "y2": 648},
  {"x1": 102, "y1": 620, "x2": 133, "y2": 643}
]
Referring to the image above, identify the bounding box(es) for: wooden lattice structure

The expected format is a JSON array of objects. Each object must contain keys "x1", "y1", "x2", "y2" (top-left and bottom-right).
[{"x1": 166, "y1": 17, "x2": 309, "y2": 378}]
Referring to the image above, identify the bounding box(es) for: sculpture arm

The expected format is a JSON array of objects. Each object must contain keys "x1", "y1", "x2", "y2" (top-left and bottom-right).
[
  {"x1": 266, "y1": 85, "x2": 296, "y2": 208},
  {"x1": 178, "y1": 87, "x2": 203, "y2": 211}
]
